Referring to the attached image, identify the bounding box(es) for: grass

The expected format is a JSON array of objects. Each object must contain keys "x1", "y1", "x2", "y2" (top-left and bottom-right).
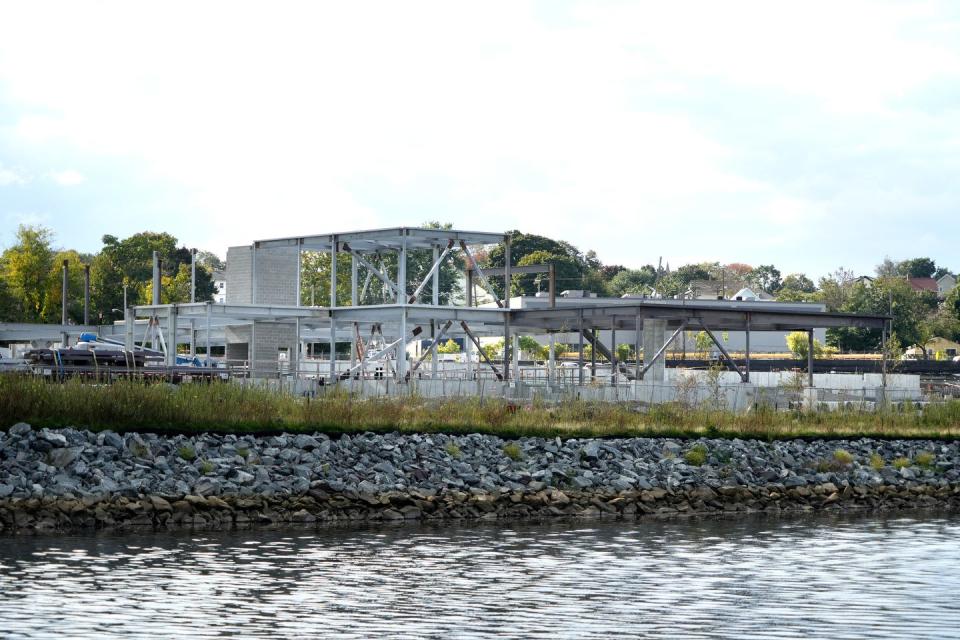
[
  {"x1": 892, "y1": 457, "x2": 911, "y2": 470},
  {"x1": 914, "y1": 451, "x2": 935, "y2": 468},
  {"x1": 684, "y1": 444, "x2": 708, "y2": 466},
  {"x1": 198, "y1": 460, "x2": 215, "y2": 475},
  {"x1": 2, "y1": 374, "x2": 960, "y2": 441},
  {"x1": 444, "y1": 442, "x2": 462, "y2": 459},
  {"x1": 869, "y1": 453, "x2": 885, "y2": 470},
  {"x1": 833, "y1": 449, "x2": 854, "y2": 466},
  {"x1": 235, "y1": 446, "x2": 250, "y2": 459},
  {"x1": 502, "y1": 442, "x2": 523, "y2": 461},
  {"x1": 177, "y1": 445, "x2": 197, "y2": 461}
]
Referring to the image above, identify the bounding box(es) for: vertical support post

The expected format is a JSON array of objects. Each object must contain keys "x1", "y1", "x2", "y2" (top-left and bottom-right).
[
  {"x1": 83, "y1": 264, "x2": 90, "y2": 325},
  {"x1": 745, "y1": 312, "x2": 751, "y2": 383},
  {"x1": 166, "y1": 306, "x2": 178, "y2": 367},
  {"x1": 431, "y1": 320, "x2": 439, "y2": 379},
  {"x1": 294, "y1": 318, "x2": 301, "y2": 379},
  {"x1": 329, "y1": 311, "x2": 337, "y2": 383},
  {"x1": 548, "y1": 334, "x2": 556, "y2": 384},
  {"x1": 190, "y1": 248, "x2": 197, "y2": 303},
  {"x1": 250, "y1": 245, "x2": 257, "y2": 304},
  {"x1": 205, "y1": 302, "x2": 211, "y2": 362},
  {"x1": 503, "y1": 231, "x2": 511, "y2": 385},
  {"x1": 350, "y1": 253, "x2": 358, "y2": 369},
  {"x1": 124, "y1": 307, "x2": 135, "y2": 353},
  {"x1": 330, "y1": 236, "x2": 338, "y2": 308},
  {"x1": 634, "y1": 316, "x2": 641, "y2": 383},
  {"x1": 397, "y1": 308, "x2": 408, "y2": 383},
  {"x1": 807, "y1": 329, "x2": 814, "y2": 388},
  {"x1": 397, "y1": 234, "x2": 407, "y2": 305},
  {"x1": 590, "y1": 328, "x2": 597, "y2": 380},
  {"x1": 295, "y1": 241, "x2": 302, "y2": 307},
  {"x1": 881, "y1": 321, "x2": 888, "y2": 389},
  {"x1": 61, "y1": 259, "x2": 69, "y2": 347},
  {"x1": 466, "y1": 269, "x2": 474, "y2": 307},
  {"x1": 189, "y1": 318, "x2": 195, "y2": 356},
  {"x1": 610, "y1": 318, "x2": 617, "y2": 385},
  {"x1": 432, "y1": 245, "x2": 440, "y2": 306},
  {"x1": 152, "y1": 251, "x2": 161, "y2": 306},
  {"x1": 548, "y1": 263, "x2": 556, "y2": 308},
  {"x1": 512, "y1": 333, "x2": 520, "y2": 382},
  {"x1": 577, "y1": 310, "x2": 584, "y2": 385}
]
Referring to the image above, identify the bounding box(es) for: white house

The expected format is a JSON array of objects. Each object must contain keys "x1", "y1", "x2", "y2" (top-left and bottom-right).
[{"x1": 937, "y1": 273, "x2": 956, "y2": 298}]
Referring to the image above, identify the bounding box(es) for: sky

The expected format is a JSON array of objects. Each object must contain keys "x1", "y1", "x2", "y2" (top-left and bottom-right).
[{"x1": 0, "y1": 1, "x2": 958, "y2": 280}]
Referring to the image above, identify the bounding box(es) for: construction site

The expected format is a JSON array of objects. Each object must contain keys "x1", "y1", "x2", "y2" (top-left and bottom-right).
[{"x1": 1, "y1": 226, "x2": 934, "y2": 410}]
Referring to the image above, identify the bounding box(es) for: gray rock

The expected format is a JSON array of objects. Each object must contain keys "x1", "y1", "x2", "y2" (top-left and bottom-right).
[
  {"x1": 39, "y1": 429, "x2": 68, "y2": 447},
  {"x1": 9, "y1": 422, "x2": 31, "y2": 436},
  {"x1": 48, "y1": 447, "x2": 81, "y2": 469}
]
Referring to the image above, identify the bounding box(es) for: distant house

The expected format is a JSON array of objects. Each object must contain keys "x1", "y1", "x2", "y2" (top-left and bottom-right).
[
  {"x1": 937, "y1": 274, "x2": 957, "y2": 298},
  {"x1": 905, "y1": 336, "x2": 960, "y2": 359},
  {"x1": 685, "y1": 279, "x2": 766, "y2": 300},
  {"x1": 853, "y1": 275, "x2": 874, "y2": 287},
  {"x1": 907, "y1": 277, "x2": 938, "y2": 294},
  {"x1": 212, "y1": 269, "x2": 226, "y2": 303}
]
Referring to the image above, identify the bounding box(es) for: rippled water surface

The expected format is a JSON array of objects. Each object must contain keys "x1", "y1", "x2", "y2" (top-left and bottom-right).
[{"x1": 2, "y1": 513, "x2": 960, "y2": 638}]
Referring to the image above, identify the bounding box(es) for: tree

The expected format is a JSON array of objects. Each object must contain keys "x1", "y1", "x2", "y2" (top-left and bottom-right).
[
  {"x1": 518, "y1": 336, "x2": 548, "y2": 360},
  {"x1": 946, "y1": 286, "x2": 960, "y2": 322},
  {"x1": 724, "y1": 263, "x2": 753, "y2": 278},
  {"x1": 786, "y1": 331, "x2": 825, "y2": 359},
  {"x1": 511, "y1": 251, "x2": 580, "y2": 298},
  {"x1": 875, "y1": 256, "x2": 900, "y2": 277},
  {"x1": 609, "y1": 266, "x2": 658, "y2": 297},
  {"x1": 934, "y1": 266, "x2": 953, "y2": 280},
  {"x1": 827, "y1": 277, "x2": 938, "y2": 352},
  {"x1": 781, "y1": 273, "x2": 816, "y2": 293},
  {"x1": 615, "y1": 343, "x2": 633, "y2": 362},
  {"x1": 1, "y1": 225, "x2": 55, "y2": 321},
  {"x1": 437, "y1": 339, "x2": 460, "y2": 354},
  {"x1": 485, "y1": 230, "x2": 600, "y2": 299},
  {"x1": 898, "y1": 257, "x2": 936, "y2": 279},
  {"x1": 817, "y1": 267, "x2": 856, "y2": 311},
  {"x1": 747, "y1": 264, "x2": 782, "y2": 293}
]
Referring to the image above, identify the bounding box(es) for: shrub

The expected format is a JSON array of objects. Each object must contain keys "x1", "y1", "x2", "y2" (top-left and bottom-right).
[
  {"x1": 199, "y1": 460, "x2": 215, "y2": 475},
  {"x1": 684, "y1": 444, "x2": 708, "y2": 466},
  {"x1": 235, "y1": 446, "x2": 250, "y2": 459},
  {"x1": 833, "y1": 449, "x2": 853, "y2": 466},
  {"x1": 178, "y1": 445, "x2": 197, "y2": 461},
  {"x1": 869, "y1": 453, "x2": 884, "y2": 470},
  {"x1": 892, "y1": 457, "x2": 911, "y2": 470},
  {"x1": 503, "y1": 442, "x2": 523, "y2": 461},
  {"x1": 914, "y1": 452, "x2": 935, "y2": 468},
  {"x1": 444, "y1": 442, "x2": 462, "y2": 459}
]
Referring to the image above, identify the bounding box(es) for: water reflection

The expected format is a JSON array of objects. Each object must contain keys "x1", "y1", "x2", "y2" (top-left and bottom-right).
[{"x1": 2, "y1": 513, "x2": 959, "y2": 638}]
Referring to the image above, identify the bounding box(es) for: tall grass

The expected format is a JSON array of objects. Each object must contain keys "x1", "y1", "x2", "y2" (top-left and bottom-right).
[{"x1": 1, "y1": 375, "x2": 960, "y2": 440}]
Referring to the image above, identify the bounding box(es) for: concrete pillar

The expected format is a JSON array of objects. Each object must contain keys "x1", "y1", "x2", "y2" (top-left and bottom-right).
[
  {"x1": 642, "y1": 318, "x2": 667, "y2": 382},
  {"x1": 397, "y1": 308, "x2": 408, "y2": 382},
  {"x1": 330, "y1": 236, "x2": 338, "y2": 308},
  {"x1": 329, "y1": 313, "x2": 337, "y2": 383},
  {"x1": 548, "y1": 334, "x2": 556, "y2": 384},
  {"x1": 166, "y1": 306, "x2": 178, "y2": 367},
  {"x1": 61, "y1": 260, "x2": 69, "y2": 347},
  {"x1": 512, "y1": 334, "x2": 520, "y2": 383}
]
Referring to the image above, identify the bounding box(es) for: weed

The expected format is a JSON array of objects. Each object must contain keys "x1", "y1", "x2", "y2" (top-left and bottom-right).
[
  {"x1": 833, "y1": 449, "x2": 853, "y2": 466},
  {"x1": 503, "y1": 442, "x2": 523, "y2": 461},
  {"x1": 869, "y1": 453, "x2": 884, "y2": 471},
  {"x1": 198, "y1": 460, "x2": 215, "y2": 475},
  {"x1": 178, "y1": 445, "x2": 197, "y2": 461},
  {"x1": 444, "y1": 442, "x2": 462, "y2": 459},
  {"x1": 914, "y1": 452, "x2": 935, "y2": 468},
  {"x1": 892, "y1": 457, "x2": 911, "y2": 470},
  {"x1": 235, "y1": 446, "x2": 250, "y2": 459},
  {"x1": 684, "y1": 444, "x2": 708, "y2": 466}
]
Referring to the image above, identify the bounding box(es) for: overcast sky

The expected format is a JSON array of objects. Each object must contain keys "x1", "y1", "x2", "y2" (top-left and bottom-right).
[{"x1": 0, "y1": 1, "x2": 957, "y2": 279}]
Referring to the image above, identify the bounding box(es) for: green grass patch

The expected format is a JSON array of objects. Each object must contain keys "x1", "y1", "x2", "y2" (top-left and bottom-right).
[
  {"x1": 833, "y1": 449, "x2": 853, "y2": 466},
  {"x1": 892, "y1": 457, "x2": 911, "y2": 470},
  {"x1": 444, "y1": 442, "x2": 462, "y2": 459},
  {"x1": 177, "y1": 445, "x2": 197, "y2": 462},
  {"x1": 502, "y1": 442, "x2": 523, "y2": 461},
  {"x1": 198, "y1": 460, "x2": 215, "y2": 475},
  {"x1": 684, "y1": 444, "x2": 708, "y2": 466},
  {"x1": 914, "y1": 451, "x2": 935, "y2": 468},
  {"x1": 2, "y1": 374, "x2": 960, "y2": 440},
  {"x1": 869, "y1": 453, "x2": 885, "y2": 470}
]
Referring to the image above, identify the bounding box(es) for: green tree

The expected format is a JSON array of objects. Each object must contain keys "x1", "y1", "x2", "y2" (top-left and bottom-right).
[
  {"x1": 781, "y1": 273, "x2": 816, "y2": 293},
  {"x1": 510, "y1": 250, "x2": 580, "y2": 298},
  {"x1": 615, "y1": 343, "x2": 633, "y2": 362},
  {"x1": 1, "y1": 225, "x2": 56, "y2": 321},
  {"x1": 897, "y1": 257, "x2": 937, "y2": 279},
  {"x1": 518, "y1": 336, "x2": 547, "y2": 360},
  {"x1": 747, "y1": 264, "x2": 782, "y2": 293},
  {"x1": 609, "y1": 266, "x2": 657, "y2": 296},
  {"x1": 827, "y1": 277, "x2": 937, "y2": 352},
  {"x1": 817, "y1": 267, "x2": 856, "y2": 311},
  {"x1": 438, "y1": 339, "x2": 461, "y2": 354},
  {"x1": 485, "y1": 230, "x2": 601, "y2": 298},
  {"x1": 786, "y1": 331, "x2": 825, "y2": 359}
]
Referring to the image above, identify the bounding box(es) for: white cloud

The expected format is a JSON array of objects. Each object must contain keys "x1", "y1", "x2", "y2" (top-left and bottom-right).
[
  {"x1": 51, "y1": 169, "x2": 85, "y2": 186},
  {"x1": 0, "y1": 164, "x2": 25, "y2": 186},
  {"x1": 0, "y1": 1, "x2": 956, "y2": 275}
]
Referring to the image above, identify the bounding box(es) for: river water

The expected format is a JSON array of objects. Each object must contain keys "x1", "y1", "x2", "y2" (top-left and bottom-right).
[{"x1": 1, "y1": 513, "x2": 959, "y2": 639}]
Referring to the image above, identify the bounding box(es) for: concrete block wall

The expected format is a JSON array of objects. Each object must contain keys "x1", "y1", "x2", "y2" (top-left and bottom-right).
[
  {"x1": 253, "y1": 247, "x2": 299, "y2": 305},
  {"x1": 225, "y1": 246, "x2": 253, "y2": 304},
  {"x1": 251, "y1": 321, "x2": 298, "y2": 378},
  {"x1": 224, "y1": 325, "x2": 251, "y2": 363}
]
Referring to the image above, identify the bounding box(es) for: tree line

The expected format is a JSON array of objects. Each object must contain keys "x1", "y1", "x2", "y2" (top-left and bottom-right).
[
  {"x1": 3, "y1": 223, "x2": 958, "y2": 355},
  {"x1": 0, "y1": 225, "x2": 220, "y2": 325}
]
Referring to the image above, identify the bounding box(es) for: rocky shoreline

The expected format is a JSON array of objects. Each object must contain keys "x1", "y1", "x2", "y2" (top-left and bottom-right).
[{"x1": 2, "y1": 423, "x2": 959, "y2": 533}]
